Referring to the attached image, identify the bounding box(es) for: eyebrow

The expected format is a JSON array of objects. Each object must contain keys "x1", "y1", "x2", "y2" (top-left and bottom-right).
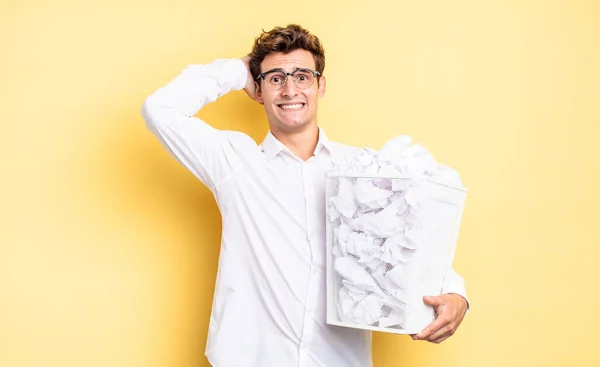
[{"x1": 261, "y1": 67, "x2": 311, "y2": 74}]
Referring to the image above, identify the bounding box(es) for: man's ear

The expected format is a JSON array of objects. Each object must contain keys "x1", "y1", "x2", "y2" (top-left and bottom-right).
[
  {"x1": 255, "y1": 81, "x2": 264, "y2": 104},
  {"x1": 318, "y1": 75, "x2": 327, "y2": 98}
]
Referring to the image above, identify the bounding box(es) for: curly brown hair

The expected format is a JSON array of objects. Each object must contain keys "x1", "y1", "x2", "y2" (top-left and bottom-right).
[{"x1": 249, "y1": 24, "x2": 325, "y2": 85}]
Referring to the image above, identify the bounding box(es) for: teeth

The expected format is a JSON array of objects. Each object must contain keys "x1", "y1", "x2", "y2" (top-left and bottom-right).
[{"x1": 280, "y1": 103, "x2": 304, "y2": 110}]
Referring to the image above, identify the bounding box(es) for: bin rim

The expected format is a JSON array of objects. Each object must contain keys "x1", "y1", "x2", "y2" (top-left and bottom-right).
[{"x1": 325, "y1": 171, "x2": 468, "y2": 193}]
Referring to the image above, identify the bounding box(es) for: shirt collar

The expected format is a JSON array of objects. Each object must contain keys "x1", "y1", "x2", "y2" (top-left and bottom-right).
[{"x1": 260, "y1": 127, "x2": 334, "y2": 161}]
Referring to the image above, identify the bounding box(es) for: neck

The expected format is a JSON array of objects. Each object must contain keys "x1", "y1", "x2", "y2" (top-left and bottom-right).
[{"x1": 271, "y1": 124, "x2": 319, "y2": 161}]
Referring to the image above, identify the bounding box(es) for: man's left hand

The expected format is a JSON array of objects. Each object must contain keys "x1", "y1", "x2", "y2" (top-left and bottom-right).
[{"x1": 411, "y1": 294, "x2": 468, "y2": 344}]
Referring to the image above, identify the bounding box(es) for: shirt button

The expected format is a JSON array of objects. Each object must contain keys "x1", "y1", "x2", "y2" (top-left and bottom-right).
[{"x1": 311, "y1": 267, "x2": 318, "y2": 275}]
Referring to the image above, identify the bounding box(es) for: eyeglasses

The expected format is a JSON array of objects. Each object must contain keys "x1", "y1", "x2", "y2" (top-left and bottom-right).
[{"x1": 256, "y1": 68, "x2": 321, "y2": 90}]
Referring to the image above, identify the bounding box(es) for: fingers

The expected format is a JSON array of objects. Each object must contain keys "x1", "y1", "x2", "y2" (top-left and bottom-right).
[
  {"x1": 426, "y1": 323, "x2": 455, "y2": 343},
  {"x1": 413, "y1": 312, "x2": 459, "y2": 343},
  {"x1": 413, "y1": 303, "x2": 455, "y2": 342},
  {"x1": 413, "y1": 321, "x2": 456, "y2": 343},
  {"x1": 423, "y1": 295, "x2": 442, "y2": 307},
  {"x1": 415, "y1": 298, "x2": 447, "y2": 339},
  {"x1": 411, "y1": 294, "x2": 464, "y2": 344},
  {"x1": 431, "y1": 332, "x2": 453, "y2": 344},
  {"x1": 413, "y1": 315, "x2": 446, "y2": 340},
  {"x1": 429, "y1": 319, "x2": 458, "y2": 344},
  {"x1": 409, "y1": 294, "x2": 466, "y2": 344}
]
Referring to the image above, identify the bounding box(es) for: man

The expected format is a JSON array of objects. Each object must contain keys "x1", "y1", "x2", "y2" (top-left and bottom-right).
[{"x1": 142, "y1": 24, "x2": 468, "y2": 367}]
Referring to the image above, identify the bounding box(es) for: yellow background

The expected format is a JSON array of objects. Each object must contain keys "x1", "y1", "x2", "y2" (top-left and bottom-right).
[{"x1": 2, "y1": 0, "x2": 599, "y2": 366}]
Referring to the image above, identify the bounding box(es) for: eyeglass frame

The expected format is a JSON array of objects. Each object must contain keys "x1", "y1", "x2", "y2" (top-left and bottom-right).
[{"x1": 255, "y1": 67, "x2": 322, "y2": 89}]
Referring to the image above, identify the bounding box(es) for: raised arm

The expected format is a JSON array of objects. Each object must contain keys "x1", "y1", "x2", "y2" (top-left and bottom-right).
[{"x1": 141, "y1": 58, "x2": 256, "y2": 192}]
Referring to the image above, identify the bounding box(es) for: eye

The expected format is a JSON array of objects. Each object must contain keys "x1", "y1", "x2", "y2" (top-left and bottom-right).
[
  {"x1": 294, "y1": 71, "x2": 313, "y2": 84},
  {"x1": 268, "y1": 73, "x2": 286, "y2": 84}
]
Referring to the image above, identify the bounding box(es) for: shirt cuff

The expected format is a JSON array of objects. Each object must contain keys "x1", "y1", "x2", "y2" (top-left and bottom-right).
[{"x1": 207, "y1": 58, "x2": 248, "y2": 91}]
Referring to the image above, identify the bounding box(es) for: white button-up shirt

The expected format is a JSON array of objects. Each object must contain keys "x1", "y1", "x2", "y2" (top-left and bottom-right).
[{"x1": 141, "y1": 59, "x2": 468, "y2": 367}]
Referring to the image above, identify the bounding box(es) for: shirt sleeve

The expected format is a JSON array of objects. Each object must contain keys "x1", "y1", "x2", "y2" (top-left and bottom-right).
[
  {"x1": 141, "y1": 58, "x2": 248, "y2": 193},
  {"x1": 441, "y1": 267, "x2": 471, "y2": 312}
]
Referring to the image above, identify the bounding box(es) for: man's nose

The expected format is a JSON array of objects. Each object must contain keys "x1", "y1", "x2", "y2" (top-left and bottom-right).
[{"x1": 280, "y1": 78, "x2": 298, "y2": 97}]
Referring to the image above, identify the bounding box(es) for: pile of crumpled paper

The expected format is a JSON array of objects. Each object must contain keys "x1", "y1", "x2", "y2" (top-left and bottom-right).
[{"x1": 327, "y1": 135, "x2": 464, "y2": 329}]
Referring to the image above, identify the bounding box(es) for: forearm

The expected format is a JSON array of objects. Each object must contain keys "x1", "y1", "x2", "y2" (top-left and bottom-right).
[{"x1": 141, "y1": 58, "x2": 247, "y2": 129}]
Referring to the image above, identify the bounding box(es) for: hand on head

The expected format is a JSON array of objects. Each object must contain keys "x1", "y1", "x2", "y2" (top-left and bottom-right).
[{"x1": 241, "y1": 55, "x2": 258, "y2": 102}]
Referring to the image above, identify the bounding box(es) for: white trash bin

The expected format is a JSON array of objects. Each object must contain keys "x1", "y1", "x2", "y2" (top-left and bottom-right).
[{"x1": 325, "y1": 172, "x2": 467, "y2": 334}]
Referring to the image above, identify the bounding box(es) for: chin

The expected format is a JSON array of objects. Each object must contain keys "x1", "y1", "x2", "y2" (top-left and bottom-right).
[{"x1": 277, "y1": 119, "x2": 309, "y2": 131}]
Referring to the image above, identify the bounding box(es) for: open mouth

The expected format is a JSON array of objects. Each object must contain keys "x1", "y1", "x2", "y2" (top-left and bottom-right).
[{"x1": 277, "y1": 103, "x2": 306, "y2": 111}]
